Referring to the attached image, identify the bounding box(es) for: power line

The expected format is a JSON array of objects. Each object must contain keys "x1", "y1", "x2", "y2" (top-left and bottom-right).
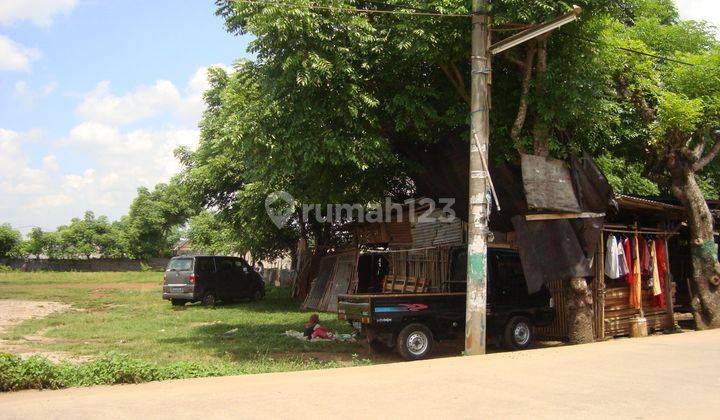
[
  {"x1": 573, "y1": 35, "x2": 695, "y2": 66},
  {"x1": 230, "y1": 0, "x2": 471, "y2": 18}
]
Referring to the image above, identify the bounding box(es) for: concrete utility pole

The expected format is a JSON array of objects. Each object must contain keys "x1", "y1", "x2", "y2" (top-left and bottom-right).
[
  {"x1": 465, "y1": 0, "x2": 491, "y2": 356},
  {"x1": 464, "y1": 4, "x2": 583, "y2": 355}
]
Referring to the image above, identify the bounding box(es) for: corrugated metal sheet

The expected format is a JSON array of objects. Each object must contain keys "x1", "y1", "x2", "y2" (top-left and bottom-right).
[
  {"x1": 411, "y1": 210, "x2": 463, "y2": 248},
  {"x1": 433, "y1": 219, "x2": 463, "y2": 245},
  {"x1": 387, "y1": 221, "x2": 413, "y2": 246},
  {"x1": 411, "y1": 220, "x2": 437, "y2": 248},
  {"x1": 616, "y1": 195, "x2": 684, "y2": 213}
]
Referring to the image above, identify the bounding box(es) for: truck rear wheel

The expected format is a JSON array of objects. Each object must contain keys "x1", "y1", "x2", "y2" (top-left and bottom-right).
[
  {"x1": 202, "y1": 291, "x2": 217, "y2": 307},
  {"x1": 503, "y1": 316, "x2": 533, "y2": 350},
  {"x1": 396, "y1": 323, "x2": 434, "y2": 361}
]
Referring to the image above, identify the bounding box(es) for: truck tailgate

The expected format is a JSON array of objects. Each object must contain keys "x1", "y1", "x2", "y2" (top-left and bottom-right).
[{"x1": 337, "y1": 295, "x2": 371, "y2": 321}]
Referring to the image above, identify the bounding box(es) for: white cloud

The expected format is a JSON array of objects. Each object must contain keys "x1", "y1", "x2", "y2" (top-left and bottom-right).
[
  {"x1": 0, "y1": 35, "x2": 39, "y2": 71},
  {"x1": 14, "y1": 80, "x2": 57, "y2": 107},
  {"x1": 0, "y1": 0, "x2": 77, "y2": 27},
  {"x1": 75, "y1": 64, "x2": 230, "y2": 125},
  {"x1": 42, "y1": 155, "x2": 60, "y2": 172},
  {"x1": 178, "y1": 64, "x2": 231, "y2": 121},
  {"x1": 675, "y1": 0, "x2": 720, "y2": 28},
  {"x1": 2, "y1": 65, "x2": 226, "y2": 230},
  {"x1": 23, "y1": 194, "x2": 72, "y2": 210},
  {"x1": 75, "y1": 80, "x2": 182, "y2": 125},
  {"x1": 0, "y1": 125, "x2": 197, "y2": 225}
]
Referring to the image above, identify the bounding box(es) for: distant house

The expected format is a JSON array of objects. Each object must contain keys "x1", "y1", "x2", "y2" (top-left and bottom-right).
[{"x1": 173, "y1": 239, "x2": 196, "y2": 256}]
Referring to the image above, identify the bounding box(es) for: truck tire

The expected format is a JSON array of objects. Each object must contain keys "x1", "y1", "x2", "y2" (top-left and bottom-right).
[
  {"x1": 503, "y1": 316, "x2": 533, "y2": 350},
  {"x1": 250, "y1": 287, "x2": 264, "y2": 301},
  {"x1": 396, "y1": 323, "x2": 434, "y2": 361},
  {"x1": 202, "y1": 291, "x2": 217, "y2": 307}
]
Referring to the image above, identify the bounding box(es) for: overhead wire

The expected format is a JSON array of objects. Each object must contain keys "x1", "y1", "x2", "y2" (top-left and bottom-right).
[
  {"x1": 572, "y1": 34, "x2": 695, "y2": 66},
  {"x1": 230, "y1": 0, "x2": 471, "y2": 18},
  {"x1": 229, "y1": 0, "x2": 695, "y2": 66}
]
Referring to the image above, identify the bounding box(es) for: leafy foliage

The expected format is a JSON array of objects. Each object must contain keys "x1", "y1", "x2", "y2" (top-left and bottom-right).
[
  {"x1": 0, "y1": 224, "x2": 22, "y2": 259},
  {"x1": 0, "y1": 352, "x2": 354, "y2": 392}
]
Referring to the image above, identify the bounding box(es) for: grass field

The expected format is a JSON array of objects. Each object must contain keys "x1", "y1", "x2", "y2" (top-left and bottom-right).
[{"x1": 0, "y1": 271, "x2": 370, "y2": 384}]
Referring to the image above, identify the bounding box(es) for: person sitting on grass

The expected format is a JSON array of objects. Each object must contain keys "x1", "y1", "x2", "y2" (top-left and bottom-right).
[{"x1": 303, "y1": 313, "x2": 333, "y2": 340}]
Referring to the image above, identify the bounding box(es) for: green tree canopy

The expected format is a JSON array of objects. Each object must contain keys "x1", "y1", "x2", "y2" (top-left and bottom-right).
[{"x1": 0, "y1": 224, "x2": 22, "y2": 259}]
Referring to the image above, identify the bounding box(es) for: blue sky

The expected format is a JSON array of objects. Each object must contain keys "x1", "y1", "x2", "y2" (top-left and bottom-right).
[
  {"x1": 0, "y1": 0, "x2": 717, "y2": 234},
  {"x1": 0, "y1": 0, "x2": 251, "y2": 233}
]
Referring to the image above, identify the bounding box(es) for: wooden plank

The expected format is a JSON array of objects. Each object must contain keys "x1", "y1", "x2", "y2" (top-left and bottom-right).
[{"x1": 525, "y1": 212, "x2": 605, "y2": 221}]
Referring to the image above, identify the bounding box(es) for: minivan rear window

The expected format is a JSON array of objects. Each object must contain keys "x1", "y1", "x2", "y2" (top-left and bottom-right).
[{"x1": 168, "y1": 258, "x2": 192, "y2": 271}]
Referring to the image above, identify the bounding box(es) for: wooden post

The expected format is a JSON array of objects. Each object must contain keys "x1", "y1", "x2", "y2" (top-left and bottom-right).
[
  {"x1": 597, "y1": 228, "x2": 605, "y2": 340},
  {"x1": 663, "y1": 236, "x2": 675, "y2": 329},
  {"x1": 465, "y1": 0, "x2": 491, "y2": 355},
  {"x1": 635, "y1": 222, "x2": 645, "y2": 319}
]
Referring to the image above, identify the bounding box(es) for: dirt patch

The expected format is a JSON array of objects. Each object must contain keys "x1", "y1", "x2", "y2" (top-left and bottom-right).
[
  {"x1": 0, "y1": 300, "x2": 70, "y2": 332},
  {"x1": 0, "y1": 299, "x2": 89, "y2": 363}
]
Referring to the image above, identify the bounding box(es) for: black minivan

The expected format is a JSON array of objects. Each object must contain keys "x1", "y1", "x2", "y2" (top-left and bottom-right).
[{"x1": 162, "y1": 256, "x2": 265, "y2": 306}]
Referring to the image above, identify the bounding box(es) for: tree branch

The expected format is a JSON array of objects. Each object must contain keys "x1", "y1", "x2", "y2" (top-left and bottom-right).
[
  {"x1": 691, "y1": 136, "x2": 706, "y2": 160},
  {"x1": 510, "y1": 44, "x2": 536, "y2": 151},
  {"x1": 439, "y1": 63, "x2": 470, "y2": 105},
  {"x1": 693, "y1": 132, "x2": 720, "y2": 171},
  {"x1": 532, "y1": 37, "x2": 550, "y2": 157}
]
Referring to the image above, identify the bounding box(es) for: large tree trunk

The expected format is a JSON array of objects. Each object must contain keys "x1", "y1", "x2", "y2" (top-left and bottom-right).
[
  {"x1": 565, "y1": 277, "x2": 595, "y2": 343},
  {"x1": 670, "y1": 166, "x2": 720, "y2": 329}
]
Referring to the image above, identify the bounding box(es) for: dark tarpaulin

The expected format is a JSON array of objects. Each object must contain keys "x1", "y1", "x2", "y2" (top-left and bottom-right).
[
  {"x1": 521, "y1": 154, "x2": 582, "y2": 213},
  {"x1": 513, "y1": 153, "x2": 614, "y2": 293},
  {"x1": 512, "y1": 216, "x2": 603, "y2": 294},
  {"x1": 570, "y1": 152, "x2": 617, "y2": 214}
]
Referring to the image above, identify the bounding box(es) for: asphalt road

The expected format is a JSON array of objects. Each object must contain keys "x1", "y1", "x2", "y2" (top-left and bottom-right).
[{"x1": 2, "y1": 329, "x2": 720, "y2": 419}]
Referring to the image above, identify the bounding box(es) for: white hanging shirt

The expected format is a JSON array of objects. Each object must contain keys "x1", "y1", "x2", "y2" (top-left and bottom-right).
[
  {"x1": 617, "y1": 237, "x2": 630, "y2": 277},
  {"x1": 604, "y1": 235, "x2": 620, "y2": 279}
]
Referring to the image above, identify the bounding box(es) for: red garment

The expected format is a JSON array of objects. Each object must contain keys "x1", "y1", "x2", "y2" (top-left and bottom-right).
[
  {"x1": 640, "y1": 236, "x2": 651, "y2": 274},
  {"x1": 311, "y1": 326, "x2": 332, "y2": 339},
  {"x1": 653, "y1": 239, "x2": 668, "y2": 308},
  {"x1": 623, "y1": 238, "x2": 634, "y2": 285}
]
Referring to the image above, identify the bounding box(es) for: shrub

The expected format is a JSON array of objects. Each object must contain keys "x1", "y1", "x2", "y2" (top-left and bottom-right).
[
  {"x1": 72, "y1": 354, "x2": 161, "y2": 386},
  {"x1": 0, "y1": 265, "x2": 13, "y2": 272},
  {"x1": 0, "y1": 354, "x2": 66, "y2": 391},
  {"x1": 0, "y1": 352, "x2": 363, "y2": 393}
]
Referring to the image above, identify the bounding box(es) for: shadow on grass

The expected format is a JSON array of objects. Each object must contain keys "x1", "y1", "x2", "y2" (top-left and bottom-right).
[{"x1": 155, "y1": 319, "x2": 367, "y2": 363}]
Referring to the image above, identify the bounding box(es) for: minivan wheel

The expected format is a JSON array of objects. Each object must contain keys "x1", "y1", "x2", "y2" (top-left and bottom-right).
[
  {"x1": 251, "y1": 288, "x2": 264, "y2": 301},
  {"x1": 171, "y1": 299, "x2": 186, "y2": 307},
  {"x1": 396, "y1": 323, "x2": 434, "y2": 361},
  {"x1": 202, "y1": 292, "x2": 217, "y2": 307},
  {"x1": 503, "y1": 316, "x2": 533, "y2": 350}
]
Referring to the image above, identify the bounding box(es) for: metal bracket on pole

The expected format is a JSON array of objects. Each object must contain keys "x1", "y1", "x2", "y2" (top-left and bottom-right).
[
  {"x1": 472, "y1": 130, "x2": 501, "y2": 212},
  {"x1": 489, "y1": 5, "x2": 582, "y2": 55}
]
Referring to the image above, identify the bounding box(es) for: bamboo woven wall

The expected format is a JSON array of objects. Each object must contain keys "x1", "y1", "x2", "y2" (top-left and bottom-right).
[
  {"x1": 388, "y1": 246, "x2": 452, "y2": 292},
  {"x1": 603, "y1": 287, "x2": 672, "y2": 336},
  {"x1": 534, "y1": 278, "x2": 568, "y2": 341}
]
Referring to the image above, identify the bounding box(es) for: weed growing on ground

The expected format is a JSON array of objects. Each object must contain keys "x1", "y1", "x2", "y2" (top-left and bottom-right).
[{"x1": 0, "y1": 352, "x2": 357, "y2": 392}]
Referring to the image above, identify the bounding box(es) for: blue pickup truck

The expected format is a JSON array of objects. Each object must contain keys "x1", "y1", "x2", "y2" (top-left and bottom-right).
[{"x1": 337, "y1": 249, "x2": 554, "y2": 360}]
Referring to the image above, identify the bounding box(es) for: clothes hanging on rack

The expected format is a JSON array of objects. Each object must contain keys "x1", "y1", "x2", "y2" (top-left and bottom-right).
[
  {"x1": 617, "y1": 236, "x2": 630, "y2": 277},
  {"x1": 623, "y1": 237, "x2": 633, "y2": 284},
  {"x1": 630, "y1": 235, "x2": 642, "y2": 309},
  {"x1": 605, "y1": 234, "x2": 621, "y2": 279},
  {"x1": 653, "y1": 239, "x2": 668, "y2": 308},
  {"x1": 649, "y1": 239, "x2": 662, "y2": 298},
  {"x1": 640, "y1": 236, "x2": 651, "y2": 274}
]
